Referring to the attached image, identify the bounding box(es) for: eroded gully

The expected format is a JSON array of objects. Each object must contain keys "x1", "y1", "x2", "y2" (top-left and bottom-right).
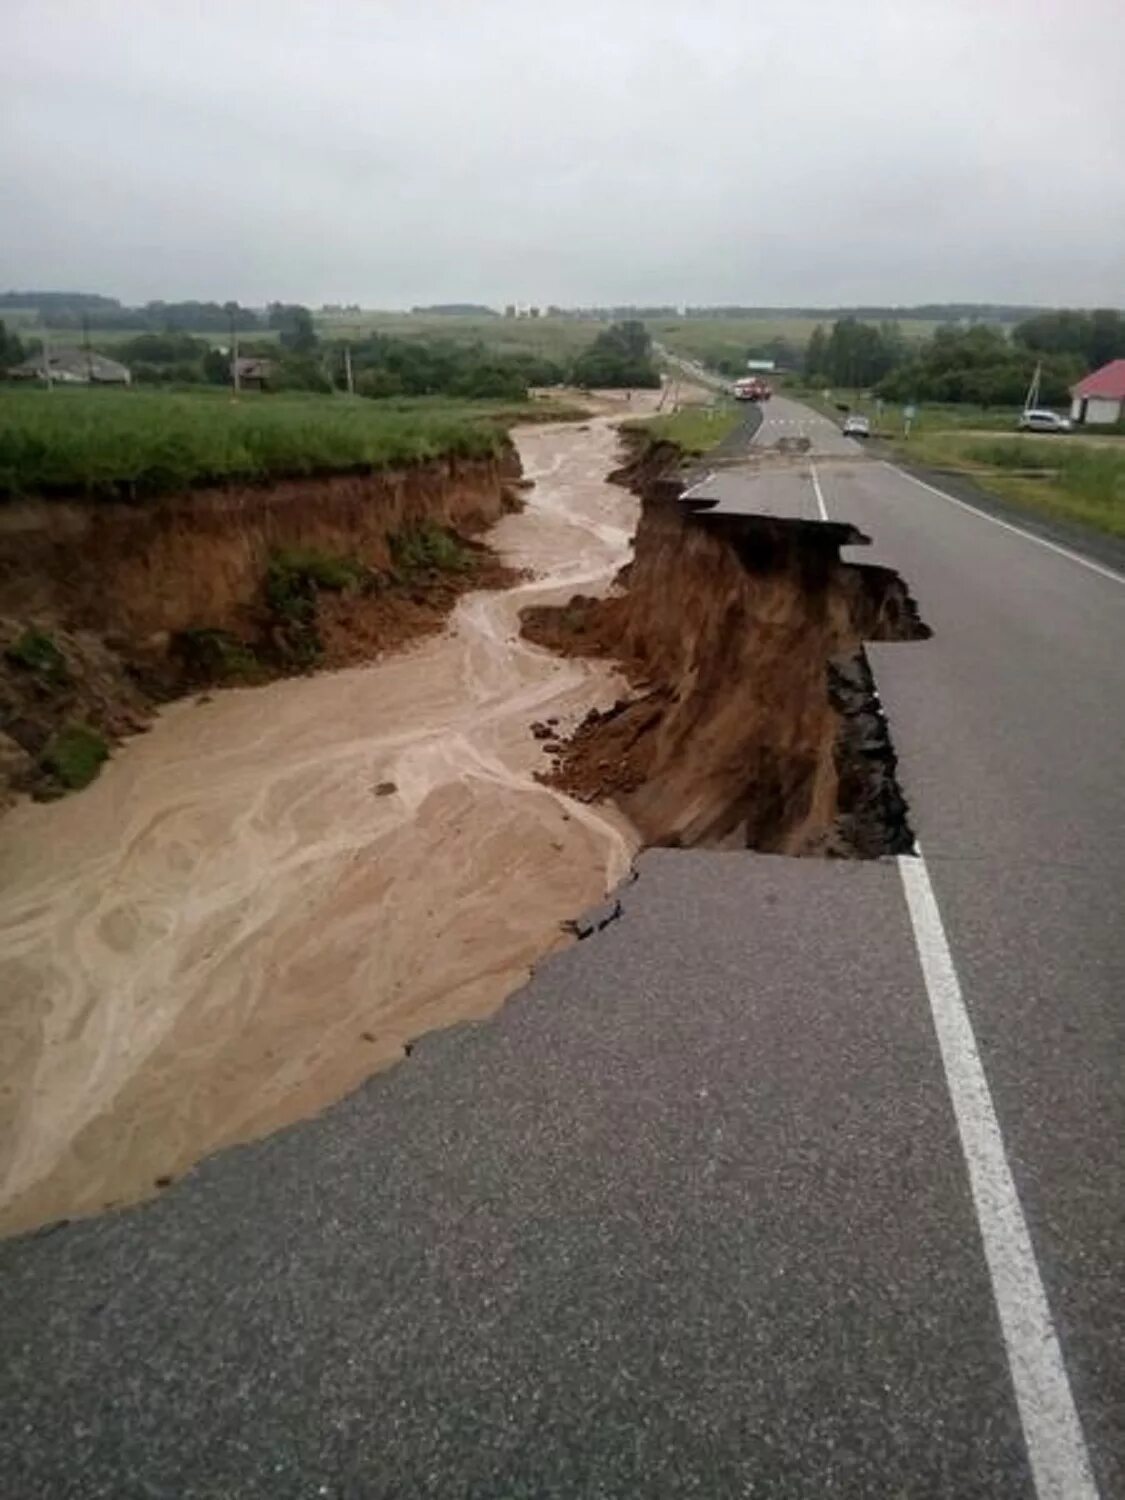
[{"x1": 0, "y1": 411, "x2": 646, "y2": 1236}]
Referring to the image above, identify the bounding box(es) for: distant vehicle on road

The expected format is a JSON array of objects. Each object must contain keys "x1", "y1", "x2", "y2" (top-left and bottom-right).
[
  {"x1": 842, "y1": 414, "x2": 870, "y2": 438},
  {"x1": 1018, "y1": 408, "x2": 1072, "y2": 433},
  {"x1": 733, "y1": 377, "x2": 772, "y2": 402}
]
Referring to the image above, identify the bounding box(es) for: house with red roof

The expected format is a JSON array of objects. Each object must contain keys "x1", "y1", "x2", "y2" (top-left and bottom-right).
[{"x1": 1070, "y1": 359, "x2": 1125, "y2": 426}]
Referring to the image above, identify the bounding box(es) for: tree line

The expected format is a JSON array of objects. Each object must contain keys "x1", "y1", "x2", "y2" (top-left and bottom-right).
[
  {"x1": 804, "y1": 309, "x2": 1125, "y2": 407},
  {"x1": 1, "y1": 313, "x2": 661, "y2": 398}
]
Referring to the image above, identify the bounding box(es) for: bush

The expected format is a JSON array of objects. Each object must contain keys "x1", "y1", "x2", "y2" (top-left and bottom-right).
[
  {"x1": 40, "y1": 723, "x2": 109, "y2": 789},
  {"x1": 266, "y1": 548, "x2": 366, "y2": 609},
  {"x1": 171, "y1": 627, "x2": 261, "y2": 681},
  {"x1": 390, "y1": 524, "x2": 472, "y2": 574},
  {"x1": 5, "y1": 626, "x2": 68, "y2": 683}
]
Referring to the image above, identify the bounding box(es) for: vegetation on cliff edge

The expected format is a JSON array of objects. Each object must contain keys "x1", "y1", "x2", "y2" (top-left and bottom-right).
[{"x1": 0, "y1": 387, "x2": 560, "y2": 501}]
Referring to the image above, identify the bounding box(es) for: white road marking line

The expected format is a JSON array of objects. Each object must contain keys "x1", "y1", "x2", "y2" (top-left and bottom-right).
[
  {"x1": 898, "y1": 853, "x2": 1100, "y2": 1500},
  {"x1": 884, "y1": 462, "x2": 1123, "y2": 587},
  {"x1": 679, "y1": 469, "x2": 715, "y2": 501},
  {"x1": 810, "y1": 463, "x2": 829, "y2": 522}
]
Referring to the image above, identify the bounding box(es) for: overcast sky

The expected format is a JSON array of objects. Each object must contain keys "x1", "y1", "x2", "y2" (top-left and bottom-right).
[{"x1": 3, "y1": 0, "x2": 1123, "y2": 309}]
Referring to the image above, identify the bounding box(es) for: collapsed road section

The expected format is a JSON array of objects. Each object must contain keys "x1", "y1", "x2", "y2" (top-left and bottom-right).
[{"x1": 523, "y1": 447, "x2": 930, "y2": 858}]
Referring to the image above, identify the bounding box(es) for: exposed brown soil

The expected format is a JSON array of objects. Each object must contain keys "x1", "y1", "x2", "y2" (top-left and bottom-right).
[
  {"x1": 522, "y1": 452, "x2": 929, "y2": 856},
  {"x1": 0, "y1": 408, "x2": 652, "y2": 1237},
  {"x1": 0, "y1": 455, "x2": 523, "y2": 804},
  {"x1": 0, "y1": 454, "x2": 519, "y2": 638}
]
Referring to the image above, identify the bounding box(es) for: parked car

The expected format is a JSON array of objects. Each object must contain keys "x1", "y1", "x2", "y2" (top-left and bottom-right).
[
  {"x1": 842, "y1": 414, "x2": 870, "y2": 438},
  {"x1": 1018, "y1": 409, "x2": 1072, "y2": 433}
]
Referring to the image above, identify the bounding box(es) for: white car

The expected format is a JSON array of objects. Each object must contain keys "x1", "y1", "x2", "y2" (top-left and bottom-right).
[
  {"x1": 842, "y1": 415, "x2": 870, "y2": 438},
  {"x1": 1018, "y1": 409, "x2": 1072, "y2": 433}
]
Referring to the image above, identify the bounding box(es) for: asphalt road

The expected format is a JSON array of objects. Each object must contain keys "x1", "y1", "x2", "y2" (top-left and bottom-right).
[{"x1": 2, "y1": 396, "x2": 1122, "y2": 1497}]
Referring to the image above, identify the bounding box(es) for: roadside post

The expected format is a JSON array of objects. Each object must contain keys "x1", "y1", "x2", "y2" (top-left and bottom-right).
[{"x1": 904, "y1": 402, "x2": 916, "y2": 438}]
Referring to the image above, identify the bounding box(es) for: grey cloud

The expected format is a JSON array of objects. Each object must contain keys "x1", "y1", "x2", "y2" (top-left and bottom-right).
[{"x1": 2, "y1": 0, "x2": 1123, "y2": 306}]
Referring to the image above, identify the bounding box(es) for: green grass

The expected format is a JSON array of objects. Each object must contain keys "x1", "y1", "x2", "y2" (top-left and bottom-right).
[
  {"x1": 898, "y1": 431, "x2": 1125, "y2": 537},
  {"x1": 172, "y1": 627, "x2": 262, "y2": 681},
  {"x1": 390, "y1": 523, "x2": 473, "y2": 574},
  {"x1": 268, "y1": 548, "x2": 367, "y2": 598},
  {"x1": 0, "y1": 387, "x2": 555, "y2": 501},
  {"x1": 5, "y1": 626, "x2": 68, "y2": 683},
  {"x1": 40, "y1": 723, "x2": 109, "y2": 789},
  {"x1": 314, "y1": 311, "x2": 597, "y2": 360},
  {"x1": 624, "y1": 404, "x2": 743, "y2": 455}
]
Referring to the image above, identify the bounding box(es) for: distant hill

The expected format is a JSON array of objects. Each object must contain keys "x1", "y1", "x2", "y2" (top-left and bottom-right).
[
  {"x1": 681, "y1": 305, "x2": 1056, "y2": 323},
  {"x1": 410, "y1": 304, "x2": 499, "y2": 317}
]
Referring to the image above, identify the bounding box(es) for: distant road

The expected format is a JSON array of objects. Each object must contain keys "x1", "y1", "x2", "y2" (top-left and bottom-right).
[{"x1": 1, "y1": 394, "x2": 1122, "y2": 1497}]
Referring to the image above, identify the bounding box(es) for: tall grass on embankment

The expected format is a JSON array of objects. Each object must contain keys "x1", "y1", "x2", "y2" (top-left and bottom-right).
[
  {"x1": 622, "y1": 404, "x2": 743, "y2": 456},
  {"x1": 943, "y1": 436, "x2": 1125, "y2": 538},
  {"x1": 0, "y1": 387, "x2": 570, "y2": 501}
]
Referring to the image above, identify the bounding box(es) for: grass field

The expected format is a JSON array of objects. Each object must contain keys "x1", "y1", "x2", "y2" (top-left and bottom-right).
[
  {"x1": 9, "y1": 309, "x2": 1016, "y2": 368},
  {"x1": 0, "y1": 387, "x2": 573, "y2": 500},
  {"x1": 888, "y1": 429, "x2": 1125, "y2": 537},
  {"x1": 315, "y1": 311, "x2": 597, "y2": 359},
  {"x1": 624, "y1": 403, "x2": 742, "y2": 455}
]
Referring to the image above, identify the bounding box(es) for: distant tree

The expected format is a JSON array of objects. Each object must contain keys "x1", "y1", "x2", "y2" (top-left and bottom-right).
[
  {"x1": 0, "y1": 319, "x2": 25, "y2": 371},
  {"x1": 804, "y1": 324, "x2": 828, "y2": 378},
  {"x1": 877, "y1": 323, "x2": 1083, "y2": 408},
  {"x1": 269, "y1": 303, "x2": 318, "y2": 354},
  {"x1": 202, "y1": 348, "x2": 232, "y2": 385},
  {"x1": 822, "y1": 317, "x2": 905, "y2": 388},
  {"x1": 118, "y1": 332, "x2": 208, "y2": 366},
  {"x1": 1013, "y1": 308, "x2": 1125, "y2": 371},
  {"x1": 571, "y1": 320, "x2": 660, "y2": 388}
]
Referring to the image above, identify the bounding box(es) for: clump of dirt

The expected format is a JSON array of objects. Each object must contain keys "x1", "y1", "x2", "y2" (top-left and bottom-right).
[{"x1": 522, "y1": 476, "x2": 928, "y2": 857}]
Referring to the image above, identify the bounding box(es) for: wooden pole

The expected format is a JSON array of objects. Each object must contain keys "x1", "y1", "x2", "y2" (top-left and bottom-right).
[{"x1": 228, "y1": 307, "x2": 241, "y2": 398}]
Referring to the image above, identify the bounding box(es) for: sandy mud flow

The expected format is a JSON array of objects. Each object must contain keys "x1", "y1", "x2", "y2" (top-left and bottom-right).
[{"x1": 0, "y1": 411, "x2": 644, "y2": 1235}]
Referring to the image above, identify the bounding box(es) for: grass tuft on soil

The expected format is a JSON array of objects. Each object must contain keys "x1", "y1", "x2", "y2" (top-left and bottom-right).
[
  {"x1": 5, "y1": 626, "x2": 69, "y2": 683},
  {"x1": 390, "y1": 523, "x2": 473, "y2": 575},
  {"x1": 40, "y1": 723, "x2": 109, "y2": 790}
]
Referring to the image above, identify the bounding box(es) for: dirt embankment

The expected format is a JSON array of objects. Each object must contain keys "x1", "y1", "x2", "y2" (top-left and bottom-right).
[
  {"x1": 522, "y1": 448, "x2": 929, "y2": 856},
  {"x1": 0, "y1": 452, "x2": 522, "y2": 804}
]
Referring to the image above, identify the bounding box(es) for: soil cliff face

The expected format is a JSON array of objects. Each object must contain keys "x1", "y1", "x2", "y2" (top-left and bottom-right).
[
  {"x1": 0, "y1": 452, "x2": 519, "y2": 805},
  {"x1": 523, "y1": 468, "x2": 929, "y2": 856},
  {"x1": 0, "y1": 453, "x2": 517, "y2": 639}
]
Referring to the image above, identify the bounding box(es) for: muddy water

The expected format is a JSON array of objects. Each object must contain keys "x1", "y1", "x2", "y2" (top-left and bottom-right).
[{"x1": 0, "y1": 410, "x2": 646, "y2": 1235}]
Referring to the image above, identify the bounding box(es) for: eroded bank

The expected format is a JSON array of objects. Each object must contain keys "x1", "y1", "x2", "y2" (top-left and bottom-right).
[{"x1": 0, "y1": 413, "x2": 643, "y2": 1236}]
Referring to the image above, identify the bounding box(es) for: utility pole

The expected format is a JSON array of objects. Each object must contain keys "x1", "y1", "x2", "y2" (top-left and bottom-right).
[
  {"x1": 343, "y1": 342, "x2": 354, "y2": 396},
  {"x1": 41, "y1": 320, "x2": 53, "y2": 391},
  {"x1": 82, "y1": 312, "x2": 94, "y2": 383},
  {"x1": 226, "y1": 303, "x2": 241, "y2": 398}
]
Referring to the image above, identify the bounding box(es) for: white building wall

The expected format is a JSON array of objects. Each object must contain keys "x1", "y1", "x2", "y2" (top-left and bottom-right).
[{"x1": 1084, "y1": 396, "x2": 1122, "y2": 425}]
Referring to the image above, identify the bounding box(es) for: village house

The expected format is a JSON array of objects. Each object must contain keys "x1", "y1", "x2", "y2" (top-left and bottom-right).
[
  {"x1": 1069, "y1": 359, "x2": 1125, "y2": 426},
  {"x1": 11, "y1": 347, "x2": 132, "y2": 385}
]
